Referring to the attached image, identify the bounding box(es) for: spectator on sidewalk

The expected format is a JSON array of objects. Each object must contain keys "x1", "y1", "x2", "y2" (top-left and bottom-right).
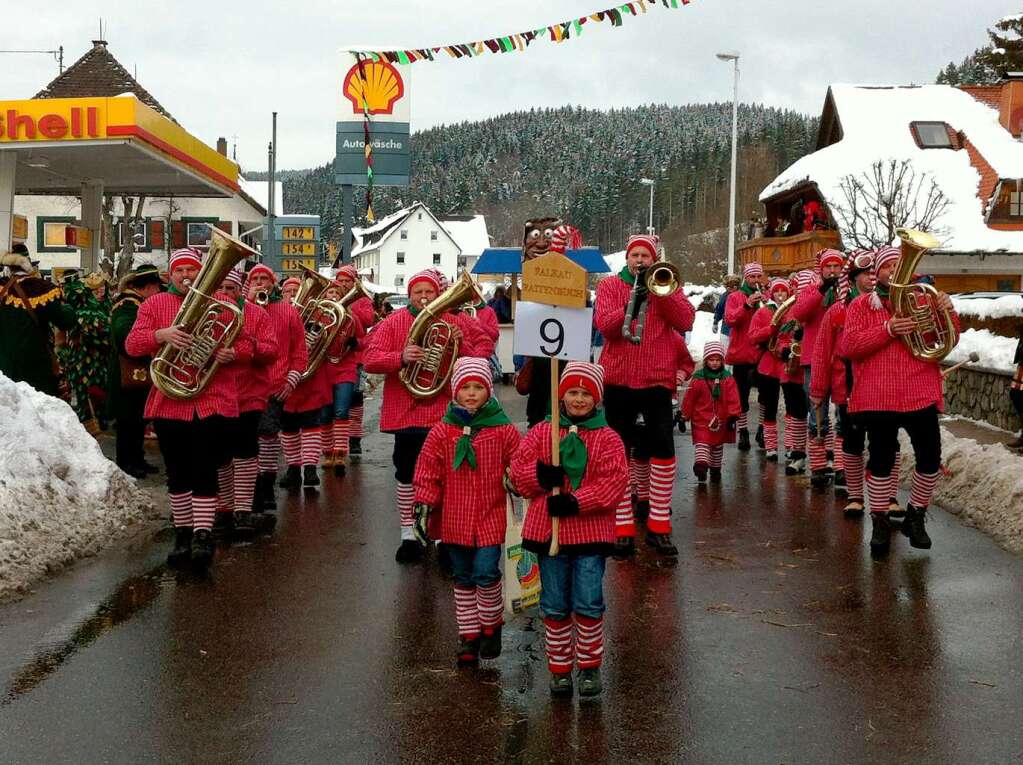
[
  {"x1": 487, "y1": 286, "x2": 512, "y2": 324},
  {"x1": 713, "y1": 275, "x2": 740, "y2": 355}
]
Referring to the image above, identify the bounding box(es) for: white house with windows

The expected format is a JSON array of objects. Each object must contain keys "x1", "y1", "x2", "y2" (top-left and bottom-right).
[
  {"x1": 14, "y1": 178, "x2": 283, "y2": 273},
  {"x1": 347, "y1": 202, "x2": 483, "y2": 292}
]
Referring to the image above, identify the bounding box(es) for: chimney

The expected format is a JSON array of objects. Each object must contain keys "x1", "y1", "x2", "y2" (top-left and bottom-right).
[
  {"x1": 216, "y1": 137, "x2": 228, "y2": 157},
  {"x1": 999, "y1": 73, "x2": 1023, "y2": 137}
]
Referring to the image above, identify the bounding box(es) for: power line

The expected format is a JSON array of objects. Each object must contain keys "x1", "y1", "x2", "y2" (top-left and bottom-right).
[{"x1": 0, "y1": 46, "x2": 64, "y2": 72}]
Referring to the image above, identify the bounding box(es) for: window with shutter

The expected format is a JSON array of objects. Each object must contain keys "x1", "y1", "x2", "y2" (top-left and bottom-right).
[
  {"x1": 150, "y1": 220, "x2": 165, "y2": 250},
  {"x1": 171, "y1": 221, "x2": 187, "y2": 249}
]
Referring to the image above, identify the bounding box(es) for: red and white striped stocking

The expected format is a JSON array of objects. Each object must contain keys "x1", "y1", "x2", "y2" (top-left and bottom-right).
[
  {"x1": 476, "y1": 581, "x2": 504, "y2": 629},
  {"x1": 217, "y1": 462, "x2": 234, "y2": 514},
  {"x1": 737, "y1": 412, "x2": 749, "y2": 431},
  {"x1": 808, "y1": 440, "x2": 828, "y2": 472},
  {"x1": 909, "y1": 470, "x2": 940, "y2": 509},
  {"x1": 764, "y1": 421, "x2": 778, "y2": 451},
  {"x1": 454, "y1": 585, "x2": 480, "y2": 638},
  {"x1": 866, "y1": 474, "x2": 890, "y2": 515},
  {"x1": 788, "y1": 417, "x2": 808, "y2": 455},
  {"x1": 709, "y1": 444, "x2": 724, "y2": 468},
  {"x1": 615, "y1": 489, "x2": 635, "y2": 537},
  {"x1": 833, "y1": 436, "x2": 845, "y2": 472},
  {"x1": 350, "y1": 405, "x2": 364, "y2": 438},
  {"x1": 169, "y1": 492, "x2": 192, "y2": 528},
  {"x1": 280, "y1": 431, "x2": 301, "y2": 467},
  {"x1": 825, "y1": 428, "x2": 835, "y2": 456},
  {"x1": 233, "y1": 457, "x2": 258, "y2": 513},
  {"x1": 544, "y1": 616, "x2": 574, "y2": 674},
  {"x1": 397, "y1": 482, "x2": 415, "y2": 540},
  {"x1": 300, "y1": 427, "x2": 322, "y2": 467},
  {"x1": 192, "y1": 495, "x2": 217, "y2": 531},
  {"x1": 647, "y1": 456, "x2": 676, "y2": 534},
  {"x1": 887, "y1": 451, "x2": 902, "y2": 500},
  {"x1": 321, "y1": 422, "x2": 334, "y2": 456},
  {"x1": 332, "y1": 419, "x2": 350, "y2": 455},
  {"x1": 574, "y1": 614, "x2": 604, "y2": 669},
  {"x1": 258, "y1": 435, "x2": 280, "y2": 474},
  {"x1": 694, "y1": 442, "x2": 711, "y2": 467},
  {"x1": 783, "y1": 414, "x2": 795, "y2": 452},
  {"x1": 843, "y1": 453, "x2": 865, "y2": 500}
]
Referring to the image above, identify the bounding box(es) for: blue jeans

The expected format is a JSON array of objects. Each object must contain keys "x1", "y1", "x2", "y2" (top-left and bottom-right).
[
  {"x1": 803, "y1": 366, "x2": 831, "y2": 438},
  {"x1": 538, "y1": 553, "x2": 606, "y2": 621},
  {"x1": 320, "y1": 381, "x2": 356, "y2": 424},
  {"x1": 446, "y1": 544, "x2": 502, "y2": 588}
]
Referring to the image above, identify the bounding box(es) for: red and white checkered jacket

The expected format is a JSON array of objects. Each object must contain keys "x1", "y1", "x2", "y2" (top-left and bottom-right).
[
  {"x1": 844, "y1": 293, "x2": 959, "y2": 414},
  {"x1": 413, "y1": 420, "x2": 522, "y2": 547},
  {"x1": 748, "y1": 305, "x2": 801, "y2": 384},
  {"x1": 126, "y1": 291, "x2": 249, "y2": 421},
  {"x1": 325, "y1": 296, "x2": 374, "y2": 386},
  {"x1": 723, "y1": 289, "x2": 763, "y2": 365},
  {"x1": 672, "y1": 332, "x2": 695, "y2": 381},
  {"x1": 681, "y1": 374, "x2": 741, "y2": 446},
  {"x1": 363, "y1": 307, "x2": 488, "y2": 432},
  {"x1": 264, "y1": 300, "x2": 308, "y2": 392},
  {"x1": 475, "y1": 305, "x2": 500, "y2": 345},
  {"x1": 237, "y1": 302, "x2": 279, "y2": 413},
  {"x1": 809, "y1": 301, "x2": 849, "y2": 405},
  {"x1": 791, "y1": 282, "x2": 831, "y2": 369},
  {"x1": 510, "y1": 420, "x2": 627, "y2": 547},
  {"x1": 594, "y1": 274, "x2": 696, "y2": 389}
]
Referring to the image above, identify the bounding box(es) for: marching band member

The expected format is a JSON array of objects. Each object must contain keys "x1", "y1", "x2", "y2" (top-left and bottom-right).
[
  {"x1": 843, "y1": 246, "x2": 959, "y2": 555},
  {"x1": 363, "y1": 268, "x2": 488, "y2": 564},
  {"x1": 811, "y1": 250, "x2": 875, "y2": 516},
  {"x1": 723, "y1": 262, "x2": 768, "y2": 451},
  {"x1": 215, "y1": 269, "x2": 277, "y2": 537},
  {"x1": 125, "y1": 247, "x2": 251, "y2": 569},
  {"x1": 681, "y1": 341, "x2": 740, "y2": 481},
  {"x1": 249, "y1": 265, "x2": 307, "y2": 522},
  {"x1": 594, "y1": 234, "x2": 695, "y2": 558},
  {"x1": 412, "y1": 358, "x2": 521, "y2": 667},
  {"x1": 792, "y1": 249, "x2": 845, "y2": 486},
  {"x1": 510, "y1": 362, "x2": 626, "y2": 698},
  {"x1": 280, "y1": 277, "x2": 300, "y2": 304}
]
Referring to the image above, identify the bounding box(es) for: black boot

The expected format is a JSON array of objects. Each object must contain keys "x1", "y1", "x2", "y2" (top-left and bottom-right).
[
  {"x1": 191, "y1": 529, "x2": 215, "y2": 570},
  {"x1": 632, "y1": 497, "x2": 650, "y2": 523},
  {"x1": 888, "y1": 498, "x2": 906, "y2": 521},
  {"x1": 613, "y1": 535, "x2": 636, "y2": 560},
  {"x1": 709, "y1": 467, "x2": 722, "y2": 483},
  {"x1": 693, "y1": 462, "x2": 708, "y2": 482},
  {"x1": 259, "y1": 473, "x2": 278, "y2": 510},
  {"x1": 213, "y1": 511, "x2": 234, "y2": 540},
  {"x1": 645, "y1": 531, "x2": 679, "y2": 557},
  {"x1": 167, "y1": 527, "x2": 192, "y2": 568},
  {"x1": 479, "y1": 625, "x2": 503, "y2": 660},
  {"x1": 279, "y1": 465, "x2": 301, "y2": 489},
  {"x1": 833, "y1": 469, "x2": 847, "y2": 494},
  {"x1": 577, "y1": 667, "x2": 603, "y2": 697},
  {"x1": 395, "y1": 539, "x2": 425, "y2": 563},
  {"x1": 810, "y1": 469, "x2": 833, "y2": 488},
  {"x1": 869, "y1": 512, "x2": 892, "y2": 557},
  {"x1": 256, "y1": 511, "x2": 278, "y2": 534},
  {"x1": 549, "y1": 672, "x2": 574, "y2": 698},
  {"x1": 901, "y1": 504, "x2": 932, "y2": 549},
  {"x1": 349, "y1": 437, "x2": 362, "y2": 456},
  {"x1": 437, "y1": 543, "x2": 454, "y2": 577},
  {"x1": 737, "y1": 428, "x2": 751, "y2": 452},
  {"x1": 233, "y1": 512, "x2": 257, "y2": 540},
  {"x1": 843, "y1": 499, "x2": 865, "y2": 518},
  {"x1": 755, "y1": 424, "x2": 765, "y2": 449},
  {"x1": 303, "y1": 465, "x2": 320, "y2": 488},
  {"x1": 457, "y1": 636, "x2": 480, "y2": 667}
]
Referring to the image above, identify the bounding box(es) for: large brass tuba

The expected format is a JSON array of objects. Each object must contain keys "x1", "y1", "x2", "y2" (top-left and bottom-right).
[
  {"x1": 621, "y1": 261, "x2": 682, "y2": 344},
  {"x1": 891, "y1": 228, "x2": 958, "y2": 362},
  {"x1": 326, "y1": 278, "x2": 373, "y2": 364},
  {"x1": 293, "y1": 267, "x2": 347, "y2": 381},
  {"x1": 767, "y1": 293, "x2": 797, "y2": 358},
  {"x1": 400, "y1": 271, "x2": 484, "y2": 399},
  {"x1": 151, "y1": 228, "x2": 256, "y2": 400}
]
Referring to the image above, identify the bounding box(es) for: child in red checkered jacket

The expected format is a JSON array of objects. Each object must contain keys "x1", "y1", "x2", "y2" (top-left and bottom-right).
[
  {"x1": 681, "y1": 341, "x2": 741, "y2": 482},
  {"x1": 412, "y1": 357, "x2": 521, "y2": 668},
  {"x1": 510, "y1": 362, "x2": 628, "y2": 699}
]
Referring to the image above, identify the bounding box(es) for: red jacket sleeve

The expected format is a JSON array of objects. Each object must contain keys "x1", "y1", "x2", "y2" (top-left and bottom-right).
[
  {"x1": 510, "y1": 424, "x2": 546, "y2": 499},
  {"x1": 454, "y1": 311, "x2": 492, "y2": 359},
  {"x1": 655, "y1": 290, "x2": 696, "y2": 334},
  {"x1": 288, "y1": 308, "x2": 309, "y2": 377},
  {"x1": 363, "y1": 311, "x2": 405, "y2": 374},
  {"x1": 570, "y1": 428, "x2": 628, "y2": 514},
  {"x1": 676, "y1": 336, "x2": 695, "y2": 379},
  {"x1": 680, "y1": 382, "x2": 699, "y2": 421},
  {"x1": 723, "y1": 376, "x2": 741, "y2": 418},
  {"x1": 843, "y1": 297, "x2": 896, "y2": 361},
  {"x1": 724, "y1": 289, "x2": 756, "y2": 330},
  {"x1": 413, "y1": 424, "x2": 448, "y2": 508},
  {"x1": 125, "y1": 296, "x2": 161, "y2": 358},
  {"x1": 791, "y1": 287, "x2": 824, "y2": 325},
  {"x1": 593, "y1": 277, "x2": 627, "y2": 340},
  {"x1": 476, "y1": 306, "x2": 500, "y2": 343},
  {"x1": 748, "y1": 306, "x2": 775, "y2": 346},
  {"x1": 809, "y1": 308, "x2": 837, "y2": 399}
]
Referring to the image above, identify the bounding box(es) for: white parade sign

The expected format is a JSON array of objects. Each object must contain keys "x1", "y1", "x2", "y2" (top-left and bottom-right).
[{"x1": 513, "y1": 301, "x2": 593, "y2": 362}]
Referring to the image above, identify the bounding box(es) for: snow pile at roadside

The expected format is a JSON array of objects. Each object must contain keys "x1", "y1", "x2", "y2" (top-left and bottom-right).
[
  {"x1": 945, "y1": 328, "x2": 1018, "y2": 374},
  {"x1": 898, "y1": 426, "x2": 1023, "y2": 555},
  {"x1": 0, "y1": 374, "x2": 152, "y2": 601},
  {"x1": 952, "y1": 294, "x2": 1023, "y2": 321}
]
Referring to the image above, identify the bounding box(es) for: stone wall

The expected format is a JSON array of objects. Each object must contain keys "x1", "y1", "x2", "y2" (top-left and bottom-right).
[{"x1": 942, "y1": 363, "x2": 1021, "y2": 432}]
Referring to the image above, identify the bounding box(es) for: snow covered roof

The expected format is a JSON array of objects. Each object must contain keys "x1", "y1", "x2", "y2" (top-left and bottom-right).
[
  {"x1": 761, "y1": 84, "x2": 1023, "y2": 254},
  {"x1": 349, "y1": 201, "x2": 461, "y2": 259},
  {"x1": 239, "y1": 180, "x2": 284, "y2": 216},
  {"x1": 441, "y1": 214, "x2": 491, "y2": 256}
]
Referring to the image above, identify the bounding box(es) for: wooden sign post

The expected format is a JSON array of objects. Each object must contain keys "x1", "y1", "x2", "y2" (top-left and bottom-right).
[{"x1": 516, "y1": 252, "x2": 590, "y2": 556}]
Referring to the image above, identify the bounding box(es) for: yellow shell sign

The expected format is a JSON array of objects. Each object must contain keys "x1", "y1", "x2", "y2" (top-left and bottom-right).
[{"x1": 343, "y1": 60, "x2": 404, "y2": 115}]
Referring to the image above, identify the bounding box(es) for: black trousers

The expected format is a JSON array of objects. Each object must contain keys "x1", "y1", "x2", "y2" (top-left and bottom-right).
[
  {"x1": 732, "y1": 363, "x2": 757, "y2": 416},
  {"x1": 281, "y1": 408, "x2": 320, "y2": 434},
  {"x1": 393, "y1": 427, "x2": 430, "y2": 484},
  {"x1": 855, "y1": 406, "x2": 941, "y2": 478},
  {"x1": 222, "y1": 410, "x2": 263, "y2": 462},
  {"x1": 604, "y1": 384, "x2": 675, "y2": 461},
  {"x1": 258, "y1": 398, "x2": 284, "y2": 437},
  {"x1": 782, "y1": 382, "x2": 808, "y2": 420},
  {"x1": 114, "y1": 388, "x2": 148, "y2": 468},
  {"x1": 837, "y1": 404, "x2": 865, "y2": 455},
  {"x1": 1011, "y1": 388, "x2": 1023, "y2": 430},
  {"x1": 154, "y1": 415, "x2": 227, "y2": 497},
  {"x1": 756, "y1": 373, "x2": 780, "y2": 421}
]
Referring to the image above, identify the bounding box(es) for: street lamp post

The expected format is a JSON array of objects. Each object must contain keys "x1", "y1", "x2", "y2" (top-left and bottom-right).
[
  {"x1": 716, "y1": 51, "x2": 740, "y2": 275},
  {"x1": 640, "y1": 177, "x2": 655, "y2": 236}
]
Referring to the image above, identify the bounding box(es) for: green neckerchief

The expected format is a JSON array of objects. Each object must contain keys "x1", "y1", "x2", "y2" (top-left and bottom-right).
[
  {"x1": 618, "y1": 265, "x2": 636, "y2": 286},
  {"x1": 845, "y1": 286, "x2": 861, "y2": 305},
  {"x1": 740, "y1": 281, "x2": 755, "y2": 297},
  {"x1": 408, "y1": 303, "x2": 421, "y2": 318},
  {"x1": 823, "y1": 285, "x2": 837, "y2": 308},
  {"x1": 692, "y1": 365, "x2": 732, "y2": 398},
  {"x1": 875, "y1": 283, "x2": 890, "y2": 300},
  {"x1": 442, "y1": 398, "x2": 511, "y2": 470},
  {"x1": 168, "y1": 283, "x2": 185, "y2": 297},
  {"x1": 544, "y1": 407, "x2": 608, "y2": 489}
]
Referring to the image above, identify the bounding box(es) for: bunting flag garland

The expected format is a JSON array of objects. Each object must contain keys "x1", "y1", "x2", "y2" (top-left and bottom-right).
[
  {"x1": 355, "y1": 0, "x2": 697, "y2": 65},
  {"x1": 353, "y1": 54, "x2": 376, "y2": 222}
]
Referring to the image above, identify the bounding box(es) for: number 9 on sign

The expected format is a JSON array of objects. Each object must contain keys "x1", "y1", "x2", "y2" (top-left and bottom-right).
[{"x1": 513, "y1": 302, "x2": 593, "y2": 361}]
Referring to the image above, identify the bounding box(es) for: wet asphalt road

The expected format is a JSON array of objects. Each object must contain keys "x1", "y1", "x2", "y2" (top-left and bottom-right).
[{"x1": 2, "y1": 386, "x2": 1023, "y2": 764}]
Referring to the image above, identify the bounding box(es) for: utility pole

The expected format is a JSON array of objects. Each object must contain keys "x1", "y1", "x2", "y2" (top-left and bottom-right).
[
  {"x1": 265, "y1": 111, "x2": 278, "y2": 271},
  {"x1": 717, "y1": 51, "x2": 740, "y2": 275}
]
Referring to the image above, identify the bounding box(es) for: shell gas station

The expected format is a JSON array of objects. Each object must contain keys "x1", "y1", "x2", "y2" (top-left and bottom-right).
[{"x1": 0, "y1": 94, "x2": 240, "y2": 269}]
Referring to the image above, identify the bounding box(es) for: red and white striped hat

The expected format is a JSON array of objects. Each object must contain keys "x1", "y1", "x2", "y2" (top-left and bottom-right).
[
  {"x1": 791, "y1": 269, "x2": 818, "y2": 292},
  {"x1": 223, "y1": 268, "x2": 244, "y2": 288},
  {"x1": 450, "y1": 357, "x2": 493, "y2": 400},
  {"x1": 558, "y1": 361, "x2": 604, "y2": 403},
  {"x1": 816, "y1": 248, "x2": 845, "y2": 269},
  {"x1": 335, "y1": 264, "x2": 358, "y2": 282},
  {"x1": 767, "y1": 277, "x2": 791, "y2": 298},
  {"x1": 703, "y1": 340, "x2": 725, "y2": 361},
  {"x1": 169, "y1": 247, "x2": 202, "y2": 272},
  {"x1": 282, "y1": 276, "x2": 301, "y2": 290},
  {"x1": 550, "y1": 224, "x2": 583, "y2": 254},
  {"x1": 742, "y1": 262, "x2": 764, "y2": 280},
  {"x1": 407, "y1": 269, "x2": 441, "y2": 297},
  {"x1": 874, "y1": 245, "x2": 900, "y2": 272},
  {"x1": 625, "y1": 234, "x2": 659, "y2": 259},
  {"x1": 248, "y1": 263, "x2": 276, "y2": 283}
]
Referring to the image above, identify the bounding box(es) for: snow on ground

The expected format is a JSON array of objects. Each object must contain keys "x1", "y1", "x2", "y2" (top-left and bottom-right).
[
  {"x1": 952, "y1": 294, "x2": 1023, "y2": 320},
  {"x1": 945, "y1": 328, "x2": 1018, "y2": 374},
  {"x1": 0, "y1": 374, "x2": 152, "y2": 601},
  {"x1": 899, "y1": 427, "x2": 1023, "y2": 555}
]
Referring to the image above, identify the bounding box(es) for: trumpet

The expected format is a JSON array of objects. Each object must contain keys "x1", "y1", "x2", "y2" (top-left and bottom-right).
[
  {"x1": 253, "y1": 288, "x2": 270, "y2": 306},
  {"x1": 622, "y1": 262, "x2": 681, "y2": 344}
]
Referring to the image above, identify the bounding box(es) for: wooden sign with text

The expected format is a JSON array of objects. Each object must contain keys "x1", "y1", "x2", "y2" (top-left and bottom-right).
[{"x1": 520, "y1": 252, "x2": 587, "y2": 309}]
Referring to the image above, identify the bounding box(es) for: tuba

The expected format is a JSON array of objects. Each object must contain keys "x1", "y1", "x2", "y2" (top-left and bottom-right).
[
  {"x1": 400, "y1": 271, "x2": 484, "y2": 399},
  {"x1": 767, "y1": 294, "x2": 797, "y2": 358},
  {"x1": 327, "y1": 278, "x2": 373, "y2": 364},
  {"x1": 622, "y1": 261, "x2": 681, "y2": 344},
  {"x1": 293, "y1": 267, "x2": 347, "y2": 381},
  {"x1": 891, "y1": 228, "x2": 958, "y2": 362},
  {"x1": 151, "y1": 228, "x2": 256, "y2": 400}
]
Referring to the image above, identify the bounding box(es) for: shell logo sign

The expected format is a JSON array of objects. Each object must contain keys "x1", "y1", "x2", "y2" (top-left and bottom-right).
[{"x1": 342, "y1": 60, "x2": 404, "y2": 116}]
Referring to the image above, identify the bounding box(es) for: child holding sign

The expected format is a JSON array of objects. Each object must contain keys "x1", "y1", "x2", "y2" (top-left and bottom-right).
[
  {"x1": 412, "y1": 358, "x2": 521, "y2": 667},
  {"x1": 510, "y1": 362, "x2": 627, "y2": 698}
]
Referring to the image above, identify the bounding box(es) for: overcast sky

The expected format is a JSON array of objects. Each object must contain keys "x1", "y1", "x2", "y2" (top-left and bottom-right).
[{"x1": 1, "y1": 1, "x2": 1018, "y2": 173}]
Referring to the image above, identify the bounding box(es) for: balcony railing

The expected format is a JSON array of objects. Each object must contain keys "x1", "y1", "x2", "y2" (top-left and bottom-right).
[{"x1": 737, "y1": 230, "x2": 842, "y2": 274}]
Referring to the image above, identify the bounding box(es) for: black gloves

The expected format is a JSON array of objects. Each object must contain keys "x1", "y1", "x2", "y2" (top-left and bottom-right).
[
  {"x1": 780, "y1": 348, "x2": 792, "y2": 361},
  {"x1": 536, "y1": 461, "x2": 566, "y2": 491},
  {"x1": 547, "y1": 493, "x2": 580, "y2": 518},
  {"x1": 794, "y1": 327, "x2": 805, "y2": 341},
  {"x1": 819, "y1": 277, "x2": 838, "y2": 294},
  {"x1": 726, "y1": 416, "x2": 738, "y2": 431},
  {"x1": 346, "y1": 336, "x2": 359, "y2": 351}
]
